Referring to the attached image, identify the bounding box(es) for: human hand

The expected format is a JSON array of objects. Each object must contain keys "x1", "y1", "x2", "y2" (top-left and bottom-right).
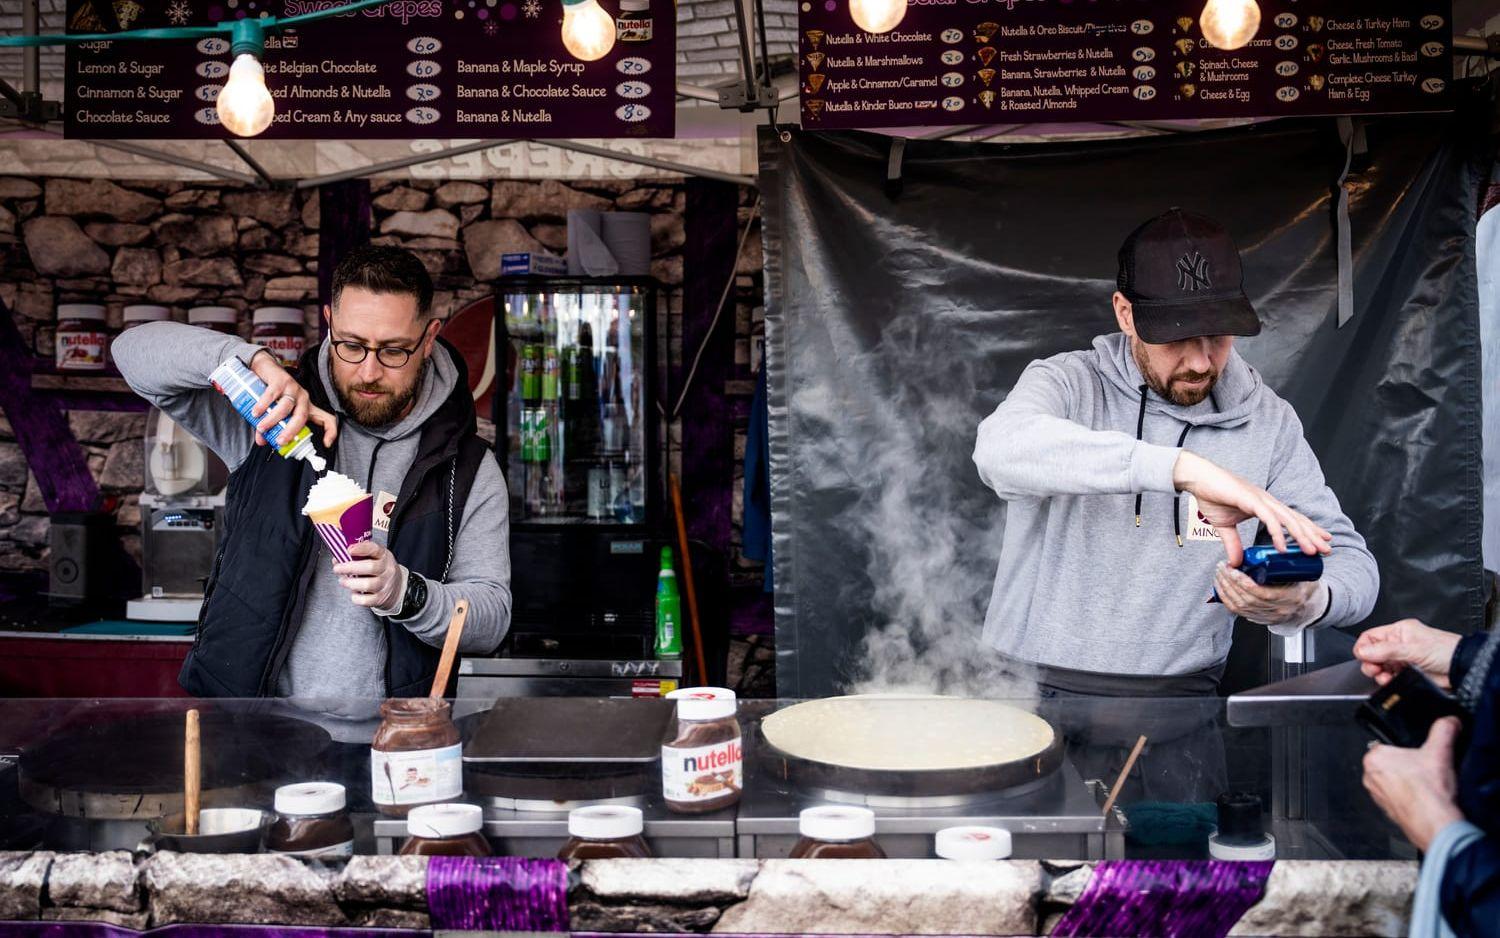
[
  {"x1": 1173, "y1": 451, "x2": 1332, "y2": 566},
  {"x1": 1362, "y1": 717, "x2": 1464, "y2": 851},
  {"x1": 1213, "y1": 564, "x2": 1324, "y2": 626},
  {"x1": 333, "y1": 540, "x2": 406, "y2": 611},
  {"x1": 248, "y1": 349, "x2": 337, "y2": 448},
  {"x1": 1354, "y1": 618, "x2": 1461, "y2": 690}
]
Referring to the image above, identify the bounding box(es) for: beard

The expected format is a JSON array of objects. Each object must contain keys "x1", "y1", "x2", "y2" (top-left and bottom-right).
[
  {"x1": 1132, "y1": 340, "x2": 1219, "y2": 407},
  {"x1": 334, "y1": 370, "x2": 422, "y2": 428}
]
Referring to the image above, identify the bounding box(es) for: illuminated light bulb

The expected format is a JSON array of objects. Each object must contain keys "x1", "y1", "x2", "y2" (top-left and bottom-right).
[
  {"x1": 560, "y1": 0, "x2": 616, "y2": 62},
  {"x1": 216, "y1": 53, "x2": 274, "y2": 137},
  {"x1": 1200, "y1": 0, "x2": 1260, "y2": 50},
  {"x1": 849, "y1": 0, "x2": 906, "y2": 34}
]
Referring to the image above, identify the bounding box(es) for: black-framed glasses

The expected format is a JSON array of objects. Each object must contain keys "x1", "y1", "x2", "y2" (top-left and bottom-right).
[{"x1": 330, "y1": 323, "x2": 432, "y2": 368}]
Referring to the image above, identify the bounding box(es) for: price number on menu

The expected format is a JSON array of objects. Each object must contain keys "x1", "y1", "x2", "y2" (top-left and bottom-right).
[
  {"x1": 1132, "y1": 46, "x2": 1156, "y2": 62},
  {"x1": 196, "y1": 60, "x2": 229, "y2": 79},
  {"x1": 196, "y1": 38, "x2": 230, "y2": 55},
  {"x1": 405, "y1": 106, "x2": 441, "y2": 124},
  {"x1": 195, "y1": 84, "x2": 220, "y2": 102},
  {"x1": 615, "y1": 103, "x2": 651, "y2": 122},
  {"x1": 406, "y1": 83, "x2": 442, "y2": 101},
  {"x1": 407, "y1": 36, "x2": 443, "y2": 55},
  {"x1": 1133, "y1": 65, "x2": 1156, "y2": 81},
  {"x1": 1274, "y1": 35, "x2": 1299, "y2": 51},
  {"x1": 1275, "y1": 86, "x2": 1300, "y2": 102},
  {"x1": 1275, "y1": 61, "x2": 1299, "y2": 77},
  {"x1": 407, "y1": 60, "x2": 442, "y2": 78},
  {"x1": 615, "y1": 81, "x2": 650, "y2": 99},
  {"x1": 1273, "y1": 12, "x2": 1297, "y2": 28},
  {"x1": 1133, "y1": 85, "x2": 1157, "y2": 101},
  {"x1": 617, "y1": 56, "x2": 652, "y2": 75},
  {"x1": 1130, "y1": 19, "x2": 1154, "y2": 35}
]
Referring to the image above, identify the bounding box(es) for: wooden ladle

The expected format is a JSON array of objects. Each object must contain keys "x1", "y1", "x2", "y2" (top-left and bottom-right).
[
  {"x1": 429, "y1": 599, "x2": 469, "y2": 698},
  {"x1": 184, "y1": 708, "x2": 201, "y2": 835}
]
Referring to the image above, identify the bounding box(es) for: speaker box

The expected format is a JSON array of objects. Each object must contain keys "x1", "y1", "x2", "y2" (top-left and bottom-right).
[{"x1": 47, "y1": 511, "x2": 116, "y2": 603}]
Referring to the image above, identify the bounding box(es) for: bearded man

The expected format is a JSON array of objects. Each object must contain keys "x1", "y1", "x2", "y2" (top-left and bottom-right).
[
  {"x1": 116, "y1": 244, "x2": 510, "y2": 711},
  {"x1": 972, "y1": 209, "x2": 1378, "y2": 697}
]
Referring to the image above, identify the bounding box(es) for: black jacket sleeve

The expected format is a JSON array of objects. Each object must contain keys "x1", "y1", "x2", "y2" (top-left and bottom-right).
[{"x1": 1442, "y1": 630, "x2": 1500, "y2": 937}]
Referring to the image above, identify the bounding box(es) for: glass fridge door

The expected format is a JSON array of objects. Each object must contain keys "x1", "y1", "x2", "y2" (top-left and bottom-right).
[{"x1": 502, "y1": 281, "x2": 649, "y2": 524}]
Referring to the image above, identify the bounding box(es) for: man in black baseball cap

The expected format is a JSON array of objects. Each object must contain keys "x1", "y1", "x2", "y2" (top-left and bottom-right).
[{"x1": 972, "y1": 207, "x2": 1378, "y2": 698}]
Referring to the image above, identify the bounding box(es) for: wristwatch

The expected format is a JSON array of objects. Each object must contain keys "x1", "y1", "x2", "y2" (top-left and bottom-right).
[{"x1": 396, "y1": 570, "x2": 428, "y2": 620}]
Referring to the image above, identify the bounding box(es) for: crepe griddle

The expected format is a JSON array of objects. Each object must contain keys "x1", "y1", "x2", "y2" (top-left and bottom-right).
[
  {"x1": 757, "y1": 698, "x2": 1064, "y2": 798},
  {"x1": 461, "y1": 697, "x2": 674, "y2": 764},
  {"x1": 19, "y1": 709, "x2": 331, "y2": 819}
]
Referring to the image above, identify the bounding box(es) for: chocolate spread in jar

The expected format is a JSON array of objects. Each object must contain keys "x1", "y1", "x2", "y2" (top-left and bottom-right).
[
  {"x1": 399, "y1": 803, "x2": 492, "y2": 857},
  {"x1": 661, "y1": 687, "x2": 742, "y2": 814},
  {"x1": 788, "y1": 805, "x2": 887, "y2": 859},
  {"x1": 556, "y1": 805, "x2": 652, "y2": 859},
  {"x1": 371, "y1": 698, "x2": 463, "y2": 817},
  {"x1": 267, "y1": 782, "x2": 355, "y2": 860}
]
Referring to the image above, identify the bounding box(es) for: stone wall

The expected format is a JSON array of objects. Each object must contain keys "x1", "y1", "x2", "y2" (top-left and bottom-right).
[{"x1": 0, "y1": 174, "x2": 768, "y2": 661}]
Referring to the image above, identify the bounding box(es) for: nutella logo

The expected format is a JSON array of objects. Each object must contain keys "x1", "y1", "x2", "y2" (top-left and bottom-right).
[
  {"x1": 60, "y1": 333, "x2": 106, "y2": 346},
  {"x1": 681, "y1": 740, "x2": 742, "y2": 773}
]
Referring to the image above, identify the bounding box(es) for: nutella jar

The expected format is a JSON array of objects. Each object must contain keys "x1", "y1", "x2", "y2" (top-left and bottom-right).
[
  {"x1": 556, "y1": 805, "x2": 652, "y2": 860},
  {"x1": 399, "y1": 803, "x2": 492, "y2": 857},
  {"x1": 935, "y1": 826, "x2": 1012, "y2": 861},
  {"x1": 789, "y1": 806, "x2": 886, "y2": 859},
  {"x1": 121, "y1": 304, "x2": 170, "y2": 330},
  {"x1": 56, "y1": 304, "x2": 110, "y2": 372},
  {"x1": 371, "y1": 698, "x2": 464, "y2": 816},
  {"x1": 661, "y1": 687, "x2": 742, "y2": 814},
  {"x1": 252, "y1": 307, "x2": 307, "y2": 369},
  {"x1": 267, "y1": 782, "x2": 355, "y2": 860},
  {"x1": 616, "y1": 0, "x2": 653, "y2": 41},
  {"x1": 189, "y1": 305, "x2": 240, "y2": 335}
]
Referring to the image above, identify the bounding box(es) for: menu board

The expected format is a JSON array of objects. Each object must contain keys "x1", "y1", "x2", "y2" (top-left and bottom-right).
[
  {"x1": 798, "y1": 1, "x2": 1452, "y2": 129},
  {"x1": 64, "y1": 0, "x2": 673, "y2": 138}
]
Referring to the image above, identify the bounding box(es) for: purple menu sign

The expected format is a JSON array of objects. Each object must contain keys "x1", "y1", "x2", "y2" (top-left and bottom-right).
[
  {"x1": 798, "y1": 0, "x2": 1452, "y2": 130},
  {"x1": 64, "y1": 0, "x2": 673, "y2": 138}
]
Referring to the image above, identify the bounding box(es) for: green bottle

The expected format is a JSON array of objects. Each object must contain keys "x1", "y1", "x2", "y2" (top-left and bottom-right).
[{"x1": 655, "y1": 546, "x2": 683, "y2": 659}]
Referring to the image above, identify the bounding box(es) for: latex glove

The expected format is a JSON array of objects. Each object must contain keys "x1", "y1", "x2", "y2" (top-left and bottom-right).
[
  {"x1": 248, "y1": 348, "x2": 338, "y2": 448},
  {"x1": 1362, "y1": 717, "x2": 1464, "y2": 852},
  {"x1": 1354, "y1": 618, "x2": 1462, "y2": 690},
  {"x1": 334, "y1": 540, "x2": 408, "y2": 614},
  {"x1": 1213, "y1": 562, "x2": 1326, "y2": 628},
  {"x1": 1174, "y1": 451, "x2": 1331, "y2": 566}
]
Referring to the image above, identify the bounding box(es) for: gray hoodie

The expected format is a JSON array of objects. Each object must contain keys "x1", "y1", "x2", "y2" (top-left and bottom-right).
[
  {"x1": 113, "y1": 321, "x2": 512, "y2": 720},
  {"x1": 972, "y1": 332, "x2": 1378, "y2": 677}
]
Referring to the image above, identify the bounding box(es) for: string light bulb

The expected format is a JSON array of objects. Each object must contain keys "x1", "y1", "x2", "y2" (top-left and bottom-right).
[
  {"x1": 849, "y1": 0, "x2": 907, "y2": 34},
  {"x1": 560, "y1": 0, "x2": 616, "y2": 62},
  {"x1": 1200, "y1": 0, "x2": 1260, "y2": 50},
  {"x1": 216, "y1": 19, "x2": 274, "y2": 136}
]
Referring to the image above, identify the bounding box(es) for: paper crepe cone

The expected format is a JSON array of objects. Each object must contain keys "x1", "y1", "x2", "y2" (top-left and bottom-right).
[{"x1": 308, "y1": 494, "x2": 374, "y2": 565}]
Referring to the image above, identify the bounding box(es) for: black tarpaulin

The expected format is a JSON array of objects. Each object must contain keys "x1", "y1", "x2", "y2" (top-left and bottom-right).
[{"x1": 760, "y1": 99, "x2": 1489, "y2": 698}]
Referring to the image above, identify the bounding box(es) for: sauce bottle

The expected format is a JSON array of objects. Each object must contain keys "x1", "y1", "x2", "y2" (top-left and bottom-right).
[{"x1": 661, "y1": 687, "x2": 741, "y2": 814}]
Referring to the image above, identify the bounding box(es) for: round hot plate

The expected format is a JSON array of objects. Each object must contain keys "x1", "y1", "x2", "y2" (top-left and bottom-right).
[{"x1": 758, "y1": 695, "x2": 1063, "y2": 799}]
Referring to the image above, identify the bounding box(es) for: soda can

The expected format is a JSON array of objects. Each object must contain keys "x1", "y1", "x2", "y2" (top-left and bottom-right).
[
  {"x1": 521, "y1": 344, "x2": 541, "y2": 400},
  {"x1": 563, "y1": 346, "x2": 580, "y2": 400},
  {"x1": 534, "y1": 406, "x2": 552, "y2": 462}
]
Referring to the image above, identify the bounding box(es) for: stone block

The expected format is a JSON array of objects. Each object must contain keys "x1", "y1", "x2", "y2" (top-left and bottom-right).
[
  {"x1": 0, "y1": 178, "x2": 42, "y2": 200},
  {"x1": 333, "y1": 856, "x2": 427, "y2": 909},
  {"x1": 147, "y1": 285, "x2": 205, "y2": 304},
  {"x1": 1228, "y1": 861, "x2": 1416, "y2": 938},
  {"x1": 244, "y1": 254, "x2": 303, "y2": 275},
  {"x1": 163, "y1": 257, "x2": 242, "y2": 287},
  {"x1": 712, "y1": 859, "x2": 1042, "y2": 936},
  {"x1": 573, "y1": 901, "x2": 723, "y2": 932},
  {"x1": 222, "y1": 190, "x2": 296, "y2": 227},
  {"x1": 0, "y1": 852, "x2": 52, "y2": 920},
  {"x1": 23, "y1": 217, "x2": 110, "y2": 276},
  {"x1": 382, "y1": 209, "x2": 459, "y2": 240},
  {"x1": 144, "y1": 853, "x2": 345, "y2": 927},
  {"x1": 528, "y1": 223, "x2": 568, "y2": 252},
  {"x1": 583, "y1": 859, "x2": 758, "y2": 904},
  {"x1": 301, "y1": 194, "x2": 320, "y2": 230},
  {"x1": 100, "y1": 440, "x2": 145, "y2": 490},
  {"x1": 111, "y1": 247, "x2": 162, "y2": 286},
  {"x1": 240, "y1": 227, "x2": 282, "y2": 252},
  {"x1": 165, "y1": 188, "x2": 222, "y2": 211},
  {"x1": 651, "y1": 212, "x2": 685, "y2": 256},
  {"x1": 434, "y1": 181, "x2": 489, "y2": 208},
  {"x1": 68, "y1": 411, "x2": 146, "y2": 445},
  {"x1": 373, "y1": 186, "x2": 430, "y2": 212},
  {"x1": 0, "y1": 442, "x2": 28, "y2": 487},
  {"x1": 288, "y1": 233, "x2": 321, "y2": 258},
  {"x1": 491, "y1": 179, "x2": 611, "y2": 220},
  {"x1": 46, "y1": 179, "x2": 159, "y2": 222},
  {"x1": 48, "y1": 851, "x2": 141, "y2": 914},
  {"x1": 263, "y1": 276, "x2": 319, "y2": 303},
  {"x1": 155, "y1": 213, "x2": 236, "y2": 255},
  {"x1": 463, "y1": 219, "x2": 542, "y2": 281},
  {"x1": 84, "y1": 222, "x2": 152, "y2": 247}
]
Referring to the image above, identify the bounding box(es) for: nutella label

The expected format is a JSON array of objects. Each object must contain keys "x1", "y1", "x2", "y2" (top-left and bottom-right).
[
  {"x1": 57, "y1": 330, "x2": 109, "y2": 370},
  {"x1": 662, "y1": 739, "x2": 742, "y2": 804},
  {"x1": 261, "y1": 334, "x2": 306, "y2": 370},
  {"x1": 371, "y1": 743, "x2": 463, "y2": 806},
  {"x1": 271, "y1": 839, "x2": 354, "y2": 860}
]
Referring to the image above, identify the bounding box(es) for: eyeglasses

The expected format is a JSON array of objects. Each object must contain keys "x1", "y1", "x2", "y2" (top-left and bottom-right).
[{"x1": 330, "y1": 325, "x2": 430, "y2": 368}]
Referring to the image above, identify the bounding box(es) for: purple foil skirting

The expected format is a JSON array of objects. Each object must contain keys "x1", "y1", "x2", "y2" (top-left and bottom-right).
[
  {"x1": 0, "y1": 927, "x2": 422, "y2": 937},
  {"x1": 425, "y1": 856, "x2": 569, "y2": 933},
  {"x1": 1052, "y1": 860, "x2": 1274, "y2": 938}
]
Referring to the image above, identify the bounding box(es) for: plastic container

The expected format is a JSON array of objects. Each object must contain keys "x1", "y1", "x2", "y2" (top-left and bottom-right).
[
  {"x1": 661, "y1": 687, "x2": 741, "y2": 814},
  {"x1": 789, "y1": 806, "x2": 886, "y2": 858},
  {"x1": 56, "y1": 304, "x2": 110, "y2": 372},
  {"x1": 252, "y1": 307, "x2": 307, "y2": 370},
  {"x1": 208, "y1": 356, "x2": 326, "y2": 471},
  {"x1": 121, "y1": 305, "x2": 171, "y2": 329},
  {"x1": 935, "y1": 826, "x2": 1012, "y2": 860},
  {"x1": 267, "y1": 782, "x2": 355, "y2": 859},
  {"x1": 1208, "y1": 791, "x2": 1276, "y2": 860},
  {"x1": 556, "y1": 805, "x2": 652, "y2": 859},
  {"x1": 399, "y1": 803, "x2": 491, "y2": 857}
]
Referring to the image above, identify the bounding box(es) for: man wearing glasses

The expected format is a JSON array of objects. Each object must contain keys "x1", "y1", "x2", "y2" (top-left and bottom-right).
[{"x1": 115, "y1": 244, "x2": 511, "y2": 723}]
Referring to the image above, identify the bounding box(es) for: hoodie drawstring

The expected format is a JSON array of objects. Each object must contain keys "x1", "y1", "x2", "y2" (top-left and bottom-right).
[{"x1": 1134, "y1": 384, "x2": 1205, "y2": 547}]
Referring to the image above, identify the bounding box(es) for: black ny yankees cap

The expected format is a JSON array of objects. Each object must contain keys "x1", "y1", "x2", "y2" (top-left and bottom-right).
[{"x1": 1116, "y1": 208, "x2": 1261, "y2": 345}]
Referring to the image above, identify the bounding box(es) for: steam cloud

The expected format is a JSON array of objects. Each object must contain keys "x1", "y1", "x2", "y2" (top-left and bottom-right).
[{"x1": 799, "y1": 312, "x2": 1038, "y2": 704}]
